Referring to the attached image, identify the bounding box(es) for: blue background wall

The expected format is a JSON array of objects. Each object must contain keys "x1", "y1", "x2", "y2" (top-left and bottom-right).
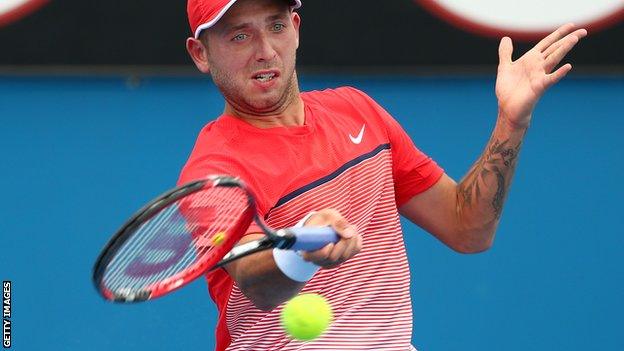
[{"x1": 1, "y1": 75, "x2": 622, "y2": 350}]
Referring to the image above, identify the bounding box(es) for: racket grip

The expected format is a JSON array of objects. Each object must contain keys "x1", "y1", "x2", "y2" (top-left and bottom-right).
[{"x1": 288, "y1": 226, "x2": 340, "y2": 251}]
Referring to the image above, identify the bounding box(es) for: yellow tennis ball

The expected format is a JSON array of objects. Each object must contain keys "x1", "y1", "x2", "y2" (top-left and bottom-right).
[
  {"x1": 211, "y1": 232, "x2": 226, "y2": 246},
  {"x1": 281, "y1": 293, "x2": 333, "y2": 341}
]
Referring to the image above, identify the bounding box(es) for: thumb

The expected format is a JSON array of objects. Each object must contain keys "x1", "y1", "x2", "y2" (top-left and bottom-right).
[{"x1": 498, "y1": 36, "x2": 513, "y2": 65}]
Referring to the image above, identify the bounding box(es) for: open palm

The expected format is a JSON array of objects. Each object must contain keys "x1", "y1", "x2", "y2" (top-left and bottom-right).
[{"x1": 495, "y1": 23, "x2": 587, "y2": 128}]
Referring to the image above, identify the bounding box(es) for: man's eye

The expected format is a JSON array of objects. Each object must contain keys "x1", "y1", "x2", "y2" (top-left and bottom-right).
[
  {"x1": 233, "y1": 34, "x2": 247, "y2": 41},
  {"x1": 272, "y1": 23, "x2": 285, "y2": 31}
]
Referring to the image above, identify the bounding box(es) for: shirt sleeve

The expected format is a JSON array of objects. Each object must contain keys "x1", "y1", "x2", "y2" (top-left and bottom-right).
[{"x1": 341, "y1": 87, "x2": 445, "y2": 207}]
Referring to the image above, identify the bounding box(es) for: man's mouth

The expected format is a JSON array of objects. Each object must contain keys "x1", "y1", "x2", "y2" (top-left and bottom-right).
[{"x1": 253, "y1": 71, "x2": 278, "y2": 82}]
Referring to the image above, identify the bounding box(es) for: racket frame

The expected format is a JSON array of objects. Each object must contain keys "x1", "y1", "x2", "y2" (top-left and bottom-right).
[
  {"x1": 92, "y1": 176, "x2": 255, "y2": 302},
  {"x1": 213, "y1": 228, "x2": 297, "y2": 268}
]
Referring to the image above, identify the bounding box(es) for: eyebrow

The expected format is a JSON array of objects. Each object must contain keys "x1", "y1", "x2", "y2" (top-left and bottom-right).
[
  {"x1": 222, "y1": 12, "x2": 289, "y2": 33},
  {"x1": 266, "y1": 13, "x2": 288, "y2": 22}
]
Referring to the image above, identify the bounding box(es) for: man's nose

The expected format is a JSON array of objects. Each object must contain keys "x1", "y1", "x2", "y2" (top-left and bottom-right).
[{"x1": 254, "y1": 34, "x2": 277, "y2": 62}]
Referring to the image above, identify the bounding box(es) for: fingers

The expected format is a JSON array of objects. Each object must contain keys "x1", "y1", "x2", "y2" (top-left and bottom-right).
[
  {"x1": 545, "y1": 63, "x2": 572, "y2": 88},
  {"x1": 542, "y1": 29, "x2": 586, "y2": 58},
  {"x1": 304, "y1": 208, "x2": 355, "y2": 239},
  {"x1": 536, "y1": 23, "x2": 578, "y2": 52},
  {"x1": 542, "y1": 39, "x2": 564, "y2": 59},
  {"x1": 498, "y1": 36, "x2": 513, "y2": 65},
  {"x1": 302, "y1": 234, "x2": 362, "y2": 268},
  {"x1": 299, "y1": 208, "x2": 363, "y2": 268},
  {"x1": 543, "y1": 34, "x2": 579, "y2": 73},
  {"x1": 540, "y1": 28, "x2": 586, "y2": 80},
  {"x1": 301, "y1": 243, "x2": 335, "y2": 266},
  {"x1": 325, "y1": 234, "x2": 363, "y2": 266}
]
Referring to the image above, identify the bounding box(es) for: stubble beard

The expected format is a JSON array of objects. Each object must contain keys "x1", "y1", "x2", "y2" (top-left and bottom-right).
[{"x1": 210, "y1": 56, "x2": 299, "y2": 117}]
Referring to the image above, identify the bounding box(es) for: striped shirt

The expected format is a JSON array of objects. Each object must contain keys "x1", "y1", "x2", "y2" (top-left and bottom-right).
[{"x1": 178, "y1": 87, "x2": 443, "y2": 350}]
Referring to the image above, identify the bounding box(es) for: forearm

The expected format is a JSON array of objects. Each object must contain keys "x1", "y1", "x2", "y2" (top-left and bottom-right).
[
  {"x1": 401, "y1": 24, "x2": 585, "y2": 253},
  {"x1": 223, "y1": 210, "x2": 361, "y2": 310},
  {"x1": 455, "y1": 112, "x2": 528, "y2": 249},
  {"x1": 225, "y1": 242, "x2": 305, "y2": 311}
]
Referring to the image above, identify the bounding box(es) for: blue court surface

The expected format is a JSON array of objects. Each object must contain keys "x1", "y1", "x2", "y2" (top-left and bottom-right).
[{"x1": 0, "y1": 74, "x2": 622, "y2": 350}]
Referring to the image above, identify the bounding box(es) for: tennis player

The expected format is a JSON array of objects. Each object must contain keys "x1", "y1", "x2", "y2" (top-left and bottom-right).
[{"x1": 179, "y1": 0, "x2": 587, "y2": 349}]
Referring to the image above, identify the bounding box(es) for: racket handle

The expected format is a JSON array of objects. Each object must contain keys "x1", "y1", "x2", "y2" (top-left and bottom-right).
[{"x1": 288, "y1": 226, "x2": 340, "y2": 251}]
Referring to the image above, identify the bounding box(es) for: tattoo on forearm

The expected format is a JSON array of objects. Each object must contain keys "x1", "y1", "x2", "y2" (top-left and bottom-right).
[{"x1": 458, "y1": 137, "x2": 523, "y2": 219}]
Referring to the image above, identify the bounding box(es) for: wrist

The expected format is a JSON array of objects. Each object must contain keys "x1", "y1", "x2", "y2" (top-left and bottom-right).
[
  {"x1": 272, "y1": 249, "x2": 319, "y2": 282},
  {"x1": 272, "y1": 211, "x2": 320, "y2": 282},
  {"x1": 296, "y1": 211, "x2": 317, "y2": 227},
  {"x1": 498, "y1": 108, "x2": 531, "y2": 131}
]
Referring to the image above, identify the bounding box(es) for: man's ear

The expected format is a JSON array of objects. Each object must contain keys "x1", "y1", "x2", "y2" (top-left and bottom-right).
[
  {"x1": 292, "y1": 12, "x2": 301, "y2": 49},
  {"x1": 186, "y1": 37, "x2": 211, "y2": 74}
]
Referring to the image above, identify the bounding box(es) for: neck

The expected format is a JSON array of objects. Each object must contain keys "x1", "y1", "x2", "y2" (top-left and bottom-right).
[{"x1": 224, "y1": 94, "x2": 305, "y2": 128}]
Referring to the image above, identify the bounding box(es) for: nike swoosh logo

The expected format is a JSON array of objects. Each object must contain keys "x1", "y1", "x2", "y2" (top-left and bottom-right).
[{"x1": 349, "y1": 124, "x2": 366, "y2": 144}]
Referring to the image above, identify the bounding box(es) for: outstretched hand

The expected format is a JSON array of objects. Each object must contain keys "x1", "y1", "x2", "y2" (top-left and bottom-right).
[{"x1": 495, "y1": 23, "x2": 587, "y2": 128}]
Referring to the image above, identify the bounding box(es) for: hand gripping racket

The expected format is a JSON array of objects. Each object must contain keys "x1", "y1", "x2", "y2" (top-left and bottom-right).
[{"x1": 92, "y1": 175, "x2": 339, "y2": 303}]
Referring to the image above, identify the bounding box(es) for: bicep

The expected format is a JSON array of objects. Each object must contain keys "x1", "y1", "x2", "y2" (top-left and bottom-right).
[{"x1": 399, "y1": 173, "x2": 463, "y2": 250}]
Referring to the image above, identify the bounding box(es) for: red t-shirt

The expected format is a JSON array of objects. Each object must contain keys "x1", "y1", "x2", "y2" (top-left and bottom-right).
[{"x1": 178, "y1": 87, "x2": 443, "y2": 351}]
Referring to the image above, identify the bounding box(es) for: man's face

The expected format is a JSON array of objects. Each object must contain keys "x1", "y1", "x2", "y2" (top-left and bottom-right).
[{"x1": 201, "y1": 0, "x2": 301, "y2": 115}]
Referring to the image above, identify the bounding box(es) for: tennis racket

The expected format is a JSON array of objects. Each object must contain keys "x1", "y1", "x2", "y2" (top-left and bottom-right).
[{"x1": 92, "y1": 175, "x2": 339, "y2": 303}]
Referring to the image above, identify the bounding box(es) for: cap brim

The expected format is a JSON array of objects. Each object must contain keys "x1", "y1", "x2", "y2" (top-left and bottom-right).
[{"x1": 194, "y1": 0, "x2": 301, "y2": 38}]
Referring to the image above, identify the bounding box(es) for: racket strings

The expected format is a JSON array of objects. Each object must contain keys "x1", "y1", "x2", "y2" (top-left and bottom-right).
[
  {"x1": 104, "y1": 205, "x2": 190, "y2": 292},
  {"x1": 135, "y1": 189, "x2": 244, "y2": 288},
  {"x1": 104, "y1": 187, "x2": 245, "y2": 292},
  {"x1": 102, "y1": 186, "x2": 249, "y2": 295}
]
